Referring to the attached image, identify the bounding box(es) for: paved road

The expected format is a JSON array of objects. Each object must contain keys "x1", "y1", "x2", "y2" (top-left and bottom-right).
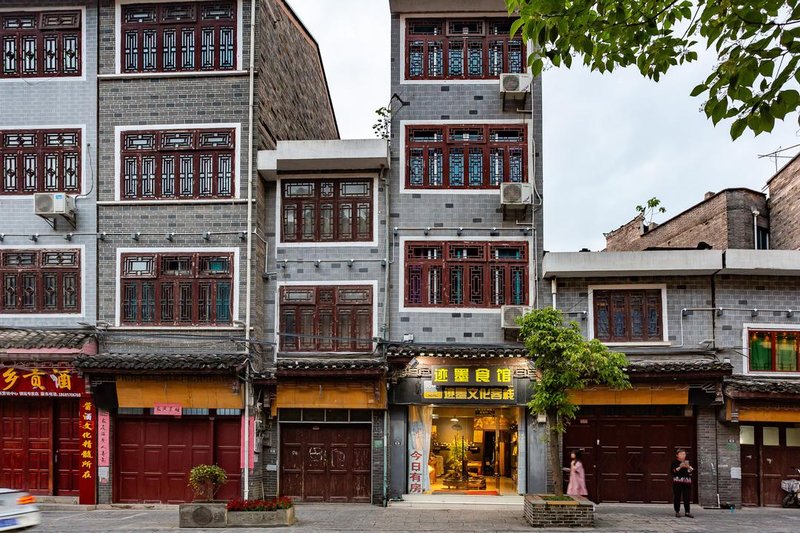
[{"x1": 37, "y1": 503, "x2": 800, "y2": 532}]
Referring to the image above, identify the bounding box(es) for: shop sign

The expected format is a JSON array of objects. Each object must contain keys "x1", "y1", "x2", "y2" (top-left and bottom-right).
[
  {"x1": 98, "y1": 410, "x2": 110, "y2": 468},
  {"x1": 431, "y1": 365, "x2": 513, "y2": 387},
  {"x1": 79, "y1": 398, "x2": 97, "y2": 505},
  {"x1": 153, "y1": 402, "x2": 182, "y2": 416},
  {"x1": 0, "y1": 366, "x2": 83, "y2": 397},
  {"x1": 423, "y1": 380, "x2": 516, "y2": 403}
]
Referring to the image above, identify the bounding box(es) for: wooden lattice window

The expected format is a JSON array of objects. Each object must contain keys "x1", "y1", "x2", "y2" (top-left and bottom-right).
[
  {"x1": 1, "y1": 249, "x2": 80, "y2": 313},
  {"x1": 592, "y1": 289, "x2": 663, "y2": 343},
  {"x1": 404, "y1": 242, "x2": 527, "y2": 308},
  {"x1": 1, "y1": 10, "x2": 81, "y2": 78},
  {"x1": 120, "y1": 128, "x2": 235, "y2": 199},
  {"x1": 748, "y1": 330, "x2": 800, "y2": 372},
  {"x1": 406, "y1": 125, "x2": 526, "y2": 189},
  {"x1": 120, "y1": 252, "x2": 233, "y2": 326},
  {"x1": 405, "y1": 18, "x2": 525, "y2": 80},
  {"x1": 280, "y1": 285, "x2": 373, "y2": 352},
  {"x1": 1, "y1": 129, "x2": 81, "y2": 194},
  {"x1": 121, "y1": 1, "x2": 236, "y2": 73},
  {"x1": 281, "y1": 178, "x2": 373, "y2": 242}
]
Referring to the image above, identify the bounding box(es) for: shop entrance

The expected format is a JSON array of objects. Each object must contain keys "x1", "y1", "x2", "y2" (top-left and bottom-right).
[{"x1": 426, "y1": 407, "x2": 519, "y2": 496}]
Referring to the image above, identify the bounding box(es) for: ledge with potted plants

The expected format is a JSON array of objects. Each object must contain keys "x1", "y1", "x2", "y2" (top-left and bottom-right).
[{"x1": 179, "y1": 464, "x2": 295, "y2": 528}]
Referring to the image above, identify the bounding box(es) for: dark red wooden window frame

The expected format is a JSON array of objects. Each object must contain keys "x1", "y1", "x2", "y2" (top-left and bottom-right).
[
  {"x1": 279, "y1": 285, "x2": 373, "y2": 352},
  {"x1": 405, "y1": 124, "x2": 527, "y2": 189},
  {"x1": 405, "y1": 18, "x2": 526, "y2": 80},
  {"x1": 120, "y1": 128, "x2": 235, "y2": 199},
  {"x1": 592, "y1": 289, "x2": 663, "y2": 343},
  {"x1": 747, "y1": 330, "x2": 800, "y2": 373},
  {"x1": 1, "y1": 129, "x2": 81, "y2": 195},
  {"x1": 0, "y1": 249, "x2": 81, "y2": 313},
  {"x1": 281, "y1": 178, "x2": 373, "y2": 243},
  {"x1": 121, "y1": 1, "x2": 237, "y2": 73},
  {"x1": 404, "y1": 241, "x2": 528, "y2": 308},
  {"x1": 1, "y1": 10, "x2": 82, "y2": 79},
  {"x1": 120, "y1": 252, "x2": 234, "y2": 326}
]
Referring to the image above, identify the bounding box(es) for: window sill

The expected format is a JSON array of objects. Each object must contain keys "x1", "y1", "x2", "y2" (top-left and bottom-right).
[
  {"x1": 743, "y1": 370, "x2": 800, "y2": 377},
  {"x1": 99, "y1": 70, "x2": 248, "y2": 80},
  {"x1": 400, "y1": 306, "x2": 502, "y2": 314},
  {"x1": 98, "y1": 199, "x2": 249, "y2": 206},
  {"x1": 110, "y1": 325, "x2": 243, "y2": 331},
  {"x1": 600, "y1": 341, "x2": 671, "y2": 347}
]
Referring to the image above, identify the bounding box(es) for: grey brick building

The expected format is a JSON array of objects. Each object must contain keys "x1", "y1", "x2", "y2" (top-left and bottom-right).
[
  {"x1": 384, "y1": 0, "x2": 544, "y2": 501},
  {"x1": 0, "y1": 2, "x2": 100, "y2": 503},
  {"x1": 71, "y1": 0, "x2": 338, "y2": 504},
  {"x1": 541, "y1": 158, "x2": 800, "y2": 508}
]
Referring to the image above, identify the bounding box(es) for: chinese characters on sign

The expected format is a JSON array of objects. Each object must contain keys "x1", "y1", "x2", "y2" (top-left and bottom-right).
[
  {"x1": 98, "y1": 410, "x2": 110, "y2": 468},
  {"x1": 431, "y1": 366, "x2": 513, "y2": 387},
  {"x1": 409, "y1": 450, "x2": 423, "y2": 493},
  {"x1": 423, "y1": 383, "x2": 516, "y2": 402},
  {"x1": 0, "y1": 366, "x2": 83, "y2": 397},
  {"x1": 153, "y1": 402, "x2": 182, "y2": 416},
  {"x1": 78, "y1": 398, "x2": 97, "y2": 504}
]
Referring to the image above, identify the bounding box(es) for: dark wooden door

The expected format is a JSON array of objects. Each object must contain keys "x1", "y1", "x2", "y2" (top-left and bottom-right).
[
  {"x1": 115, "y1": 415, "x2": 241, "y2": 503},
  {"x1": 280, "y1": 424, "x2": 371, "y2": 503},
  {"x1": 0, "y1": 399, "x2": 53, "y2": 494},
  {"x1": 564, "y1": 415, "x2": 695, "y2": 504},
  {"x1": 759, "y1": 426, "x2": 800, "y2": 507},
  {"x1": 55, "y1": 399, "x2": 81, "y2": 496},
  {"x1": 740, "y1": 437, "x2": 759, "y2": 506}
]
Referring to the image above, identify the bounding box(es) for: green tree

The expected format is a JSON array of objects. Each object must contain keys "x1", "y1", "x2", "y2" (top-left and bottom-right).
[
  {"x1": 506, "y1": 1, "x2": 800, "y2": 139},
  {"x1": 519, "y1": 307, "x2": 630, "y2": 496},
  {"x1": 635, "y1": 196, "x2": 667, "y2": 225}
]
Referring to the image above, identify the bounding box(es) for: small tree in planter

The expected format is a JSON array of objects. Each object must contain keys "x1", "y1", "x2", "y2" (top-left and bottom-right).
[
  {"x1": 519, "y1": 307, "x2": 630, "y2": 497},
  {"x1": 188, "y1": 464, "x2": 228, "y2": 502}
]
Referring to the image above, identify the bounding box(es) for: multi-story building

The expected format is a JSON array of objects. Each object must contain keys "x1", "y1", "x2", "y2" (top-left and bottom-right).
[
  {"x1": 384, "y1": 0, "x2": 544, "y2": 500},
  {"x1": 0, "y1": 2, "x2": 99, "y2": 504},
  {"x1": 71, "y1": 0, "x2": 338, "y2": 504},
  {"x1": 542, "y1": 162, "x2": 800, "y2": 508}
]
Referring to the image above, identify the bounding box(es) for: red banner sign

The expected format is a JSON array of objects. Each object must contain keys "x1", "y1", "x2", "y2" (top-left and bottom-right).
[
  {"x1": 153, "y1": 402, "x2": 182, "y2": 416},
  {"x1": 0, "y1": 366, "x2": 85, "y2": 397},
  {"x1": 79, "y1": 397, "x2": 97, "y2": 505}
]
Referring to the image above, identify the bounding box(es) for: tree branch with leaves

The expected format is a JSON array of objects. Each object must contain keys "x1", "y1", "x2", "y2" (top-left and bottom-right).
[
  {"x1": 519, "y1": 307, "x2": 630, "y2": 496},
  {"x1": 506, "y1": 0, "x2": 800, "y2": 139}
]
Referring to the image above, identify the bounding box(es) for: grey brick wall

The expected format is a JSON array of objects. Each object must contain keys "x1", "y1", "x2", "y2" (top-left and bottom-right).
[
  {"x1": 387, "y1": 11, "x2": 545, "y2": 346},
  {"x1": 697, "y1": 408, "x2": 741, "y2": 508},
  {"x1": 767, "y1": 156, "x2": 800, "y2": 250},
  {"x1": 0, "y1": 1, "x2": 98, "y2": 328}
]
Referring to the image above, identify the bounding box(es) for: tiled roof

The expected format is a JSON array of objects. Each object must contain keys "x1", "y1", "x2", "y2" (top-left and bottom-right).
[
  {"x1": 625, "y1": 358, "x2": 733, "y2": 374},
  {"x1": 385, "y1": 343, "x2": 528, "y2": 359},
  {"x1": 74, "y1": 352, "x2": 247, "y2": 372},
  {"x1": 0, "y1": 329, "x2": 94, "y2": 350},
  {"x1": 725, "y1": 377, "x2": 800, "y2": 395},
  {"x1": 277, "y1": 358, "x2": 386, "y2": 371}
]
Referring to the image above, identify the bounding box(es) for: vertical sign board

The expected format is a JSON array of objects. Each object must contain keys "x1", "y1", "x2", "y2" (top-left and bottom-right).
[
  {"x1": 79, "y1": 397, "x2": 97, "y2": 504},
  {"x1": 97, "y1": 410, "x2": 110, "y2": 485}
]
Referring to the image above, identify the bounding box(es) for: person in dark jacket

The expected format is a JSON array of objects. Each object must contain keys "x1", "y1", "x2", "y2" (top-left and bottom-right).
[{"x1": 671, "y1": 449, "x2": 694, "y2": 518}]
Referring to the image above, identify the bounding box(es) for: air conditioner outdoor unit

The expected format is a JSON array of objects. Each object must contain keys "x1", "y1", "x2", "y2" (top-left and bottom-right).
[
  {"x1": 501, "y1": 305, "x2": 532, "y2": 329},
  {"x1": 500, "y1": 73, "x2": 533, "y2": 98},
  {"x1": 501, "y1": 182, "x2": 533, "y2": 207},
  {"x1": 35, "y1": 192, "x2": 76, "y2": 217}
]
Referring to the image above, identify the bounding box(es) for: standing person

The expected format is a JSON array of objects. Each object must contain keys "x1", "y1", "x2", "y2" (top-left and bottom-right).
[
  {"x1": 671, "y1": 449, "x2": 694, "y2": 518},
  {"x1": 566, "y1": 450, "x2": 588, "y2": 497}
]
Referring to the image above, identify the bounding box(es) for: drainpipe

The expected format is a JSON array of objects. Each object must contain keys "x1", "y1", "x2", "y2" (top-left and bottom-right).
[
  {"x1": 751, "y1": 209, "x2": 759, "y2": 249},
  {"x1": 243, "y1": 0, "x2": 257, "y2": 501},
  {"x1": 550, "y1": 278, "x2": 557, "y2": 309}
]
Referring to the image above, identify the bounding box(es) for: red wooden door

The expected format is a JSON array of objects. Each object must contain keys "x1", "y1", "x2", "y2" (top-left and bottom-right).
[
  {"x1": 116, "y1": 415, "x2": 241, "y2": 503},
  {"x1": 55, "y1": 399, "x2": 81, "y2": 496},
  {"x1": 279, "y1": 424, "x2": 371, "y2": 503},
  {"x1": 0, "y1": 399, "x2": 53, "y2": 494},
  {"x1": 564, "y1": 415, "x2": 695, "y2": 503},
  {"x1": 740, "y1": 437, "x2": 759, "y2": 506}
]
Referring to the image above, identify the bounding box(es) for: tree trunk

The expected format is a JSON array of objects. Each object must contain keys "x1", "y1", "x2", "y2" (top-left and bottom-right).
[{"x1": 548, "y1": 411, "x2": 564, "y2": 496}]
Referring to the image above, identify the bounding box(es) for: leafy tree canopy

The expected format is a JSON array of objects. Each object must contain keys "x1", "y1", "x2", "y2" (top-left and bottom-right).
[{"x1": 506, "y1": 0, "x2": 800, "y2": 139}]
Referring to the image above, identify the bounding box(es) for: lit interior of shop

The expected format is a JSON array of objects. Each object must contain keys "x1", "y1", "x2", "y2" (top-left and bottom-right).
[{"x1": 427, "y1": 407, "x2": 518, "y2": 495}]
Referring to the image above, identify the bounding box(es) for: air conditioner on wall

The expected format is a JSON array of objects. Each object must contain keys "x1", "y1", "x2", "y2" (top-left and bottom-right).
[
  {"x1": 499, "y1": 73, "x2": 533, "y2": 98},
  {"x1": 500, "y1": 182, "x2": 533, "y2": 207},
  {"x1": 33, "y1": 192, "x2": 77, "y2": 229},
  {"x1": 501, "y1": 305, "x2": 532, "y2": 329}
]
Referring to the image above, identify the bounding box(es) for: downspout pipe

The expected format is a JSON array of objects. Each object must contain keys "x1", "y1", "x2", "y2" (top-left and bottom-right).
[
  {"x1": 243, "y1": 0, "x2": 257, "y2": 501},
  {"x1": 551, "y1": 278, "x2": 557, "y2": 309},
  {"x1": 752, "y1": 209, "x2": 759, "y2": 249},
  {"x1": 379, "y1": 160, "x2": 390, "y2": 507}
]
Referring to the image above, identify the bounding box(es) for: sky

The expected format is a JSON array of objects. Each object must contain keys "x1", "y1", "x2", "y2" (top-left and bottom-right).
[{"x1": 286, "y1": 0, "x2": 800, "y2": 252}]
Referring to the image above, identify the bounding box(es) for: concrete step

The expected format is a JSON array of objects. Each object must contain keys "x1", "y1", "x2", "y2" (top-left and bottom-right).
[{"x1": 390, "y1": 494, "x2": 524, "y2": 509}]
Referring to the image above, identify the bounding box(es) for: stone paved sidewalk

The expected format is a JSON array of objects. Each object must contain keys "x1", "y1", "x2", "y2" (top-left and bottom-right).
[{"x1": 39, "y1": 503, "x2": 800, "y2": 532}]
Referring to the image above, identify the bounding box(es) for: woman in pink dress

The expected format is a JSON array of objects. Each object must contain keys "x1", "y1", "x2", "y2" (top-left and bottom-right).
[{"x1": 566, "y1": 450, "x2": 588, "y2": 497}]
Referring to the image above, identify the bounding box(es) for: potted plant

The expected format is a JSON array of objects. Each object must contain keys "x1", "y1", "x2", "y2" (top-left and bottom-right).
[
  {"x1": 179, "y1": 465, "x2": 229, "y2": 529},
  {"x1": 226, "y1": 497, "x2": 296, "y2": 527}
]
